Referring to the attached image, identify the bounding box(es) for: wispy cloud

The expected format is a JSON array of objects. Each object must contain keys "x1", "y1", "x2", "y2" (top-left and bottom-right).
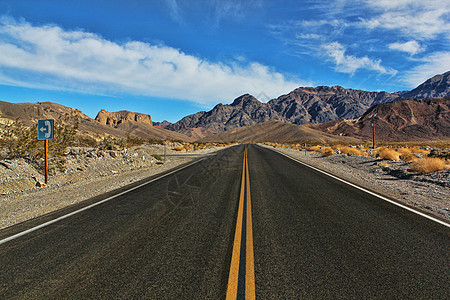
[
  {"x1": 322, "y1": 42, "x2": 397, "y2": 75},
  {"x1": 207, "y1": 0, "x2": 264, "y2": 28},
  {"x1": 388, "y1": 40, "x2": 425, "y2": 55},
  {"x1": 359, "y1": 0, "x2": 450, "y2": 39},
  {"x1": 165, "y1": 0, "x2": 183, "y2": 24},
  {"x1": 0, "y1": 17, "x2": 304, "y2": 105},
  {"x1": 402, "y1": 52, "x2": 450, "y2": 87}
]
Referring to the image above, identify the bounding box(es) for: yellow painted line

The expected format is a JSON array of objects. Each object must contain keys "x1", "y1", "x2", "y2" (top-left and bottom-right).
[
  {"x1": 245, "y1": 150, "x2": 256, "y2": 299},
  {"x1": 226, "y1": 146, "x2": 256, "y2": 299},
  {"x1": 226, "y1": 147, "x2": 247, "y2": 299}
]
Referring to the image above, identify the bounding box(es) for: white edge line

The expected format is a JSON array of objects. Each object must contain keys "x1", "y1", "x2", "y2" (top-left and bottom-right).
[
  {"x1": 0, "y1": 157, "x2": 209, "y2": 245},
  {"x1": 266, "y1": 146, "x2": 450, "y2": 228}
]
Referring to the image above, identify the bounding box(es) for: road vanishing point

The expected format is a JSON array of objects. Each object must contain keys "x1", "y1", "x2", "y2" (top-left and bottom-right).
[{"x1": 1, "y1": 144, "x2": 449, "y2": 299}]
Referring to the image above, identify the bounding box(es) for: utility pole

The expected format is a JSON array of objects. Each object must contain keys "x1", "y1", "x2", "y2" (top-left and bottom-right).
[{"x1": 372, "y1": 114, "x2": 376, "y2": 149}]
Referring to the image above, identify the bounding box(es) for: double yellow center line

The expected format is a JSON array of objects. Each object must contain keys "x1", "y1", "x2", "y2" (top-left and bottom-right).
[{"x1": 226, "y1": 146, "x2": 256, "y2": 299}]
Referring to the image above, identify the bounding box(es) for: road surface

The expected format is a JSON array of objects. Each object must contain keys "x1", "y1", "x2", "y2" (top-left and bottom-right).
[{"x1": 1, "y1": 144, "x2": 448, "y2": 298}]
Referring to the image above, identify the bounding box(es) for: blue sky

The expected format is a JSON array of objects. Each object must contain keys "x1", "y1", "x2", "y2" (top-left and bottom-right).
[{"x1": 0, "y1": 0, "x2": 449, "y2": 122}]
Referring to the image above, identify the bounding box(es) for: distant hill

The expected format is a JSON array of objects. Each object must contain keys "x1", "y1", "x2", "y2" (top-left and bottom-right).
[
  {"x1": 200, "y1": 120, "x2": 361, "y2": 143},
  {"x1": 0, "y1": 101, "x2": 192, "y2": 141},
  {"x1": 309, "y1": 97, "x2": 450, "y2": 142},
  {"x1": 0, "y1": 101, "x2": 127, "y2": 138},
  {"x1": 167, "y1": 71, "x2": 450, "y2": 137}
]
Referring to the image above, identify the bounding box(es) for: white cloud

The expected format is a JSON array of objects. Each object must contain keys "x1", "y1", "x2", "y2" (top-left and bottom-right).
[
  {"x1": 0, "y1": 17, "x2": 303, "y2": 105},
  {"x1": 322, "y1": 42, "x2": 397, "y2": 75},
  {"x1": 359, "y1": 0, "x2": 450, "y2": 39},
  {"x1": 388, "y1": 40, "x2": 425, "y2": 55},
  {"x1": 402, "y1": 52, "x2": 450, "y2": 87}
]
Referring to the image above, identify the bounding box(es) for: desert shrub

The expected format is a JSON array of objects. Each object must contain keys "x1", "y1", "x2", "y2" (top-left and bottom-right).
[
  {"x1": 75, "y1": 135, "x2": 98, "y2": 147},
  {"x1": 152, "y1": 154, "x2": 163, "y2": 161},
  {"x1": 307, "y1": 145, "x2": 322, "y2": 153},
  {"x1": 335, "y1": 145, "x2": 363, "y2": 156},
  {"x1": 376, "y1": 148, "x2": 401, "y2": 161},
  {"x1": 428, "y1": 149, "x2": 450, "y2": 160},
  {"x1": 400, "y1": 153, "x2": 418, "y2": 162},
  {"x1": 99, "y1": 136, "x2": 126, "y2": 150},
  {"x1": 126, "y1": 135, "x2": 146, "y2": 147},
  {"x1": 173, "y1": 145, "x2": 184, "y2": 151},
  {"x1": 148, "y1": 138, "x2": 165, "y2": 145},
  {"x1": 0, "y1": 118, "x2": 78, "y2": 173},
  {"x1": 320, "y1": 147, "x2": 334, "y2": 157},
  {"x1": 398, "y1": 147, "x2": 412, "y2": 155},
  {"x1": 0, "y1": 120, "x2": 40, "y2": 160},
  {"x1": 410, "y1": 157, "x2": 448, "y2": 174},
  {"x1": 410, "y1": 147, "x2": 430, "y2": 156}
]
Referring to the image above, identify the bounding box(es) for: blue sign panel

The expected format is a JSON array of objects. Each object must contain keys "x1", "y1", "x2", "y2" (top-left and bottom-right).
[{"x1": 37, "y1": 119, "x2": 54, "y2": 140}]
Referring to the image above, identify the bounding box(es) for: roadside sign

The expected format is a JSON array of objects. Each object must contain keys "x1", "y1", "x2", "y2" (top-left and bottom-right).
[{"x1": 38, "y1": 119, "x2": 54, "y2": 140}]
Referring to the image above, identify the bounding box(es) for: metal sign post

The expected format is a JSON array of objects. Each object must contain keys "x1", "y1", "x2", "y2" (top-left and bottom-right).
[{"x1": 37, "y1": 119, "x2": 54, "y2": 186}]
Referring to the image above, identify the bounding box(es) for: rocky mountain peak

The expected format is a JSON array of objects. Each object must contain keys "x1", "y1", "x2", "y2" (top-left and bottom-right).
[
  {"x1": 401, "y1": 71, "x2": 450, "y2": 99},
  {"x1": 230, "y1": 94, "x2": 260, "y2": 107}
]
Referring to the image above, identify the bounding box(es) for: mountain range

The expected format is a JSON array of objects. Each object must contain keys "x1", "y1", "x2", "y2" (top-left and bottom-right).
[
  {"x1": 0, "y1": 71, "x2": 449, "y2": 143},
  {"x1": 165, "y1": 71, "x2": 450, "y2": 138}
]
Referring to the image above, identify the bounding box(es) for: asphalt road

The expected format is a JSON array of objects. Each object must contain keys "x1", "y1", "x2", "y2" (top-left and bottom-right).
[{"x1": 1, "y1": 144, "x2": 449, "y2": 299}]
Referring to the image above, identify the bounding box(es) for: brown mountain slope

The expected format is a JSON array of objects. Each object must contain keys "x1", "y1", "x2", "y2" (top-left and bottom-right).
[
  {"x1": 0, "y1": 101, "x2": 127, "y2": 138},
  {"x1": 0, "y1": 101, "x2": 192, "y2": 141},
  {"x1": 95, "y1": 109, "x2": 192, "y2": 141},
  {"x1": 200, "y1": 120, "x2": 361, "y2": 143},
  {"x1": 309, "y1": 97, "x2": 450, "y2": 142}
]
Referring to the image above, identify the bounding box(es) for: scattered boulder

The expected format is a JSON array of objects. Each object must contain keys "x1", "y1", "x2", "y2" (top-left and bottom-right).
[
  {"x1": 36, "y1": 181, "x2": 47, "y2": 188},
  {"x1": 98, "y1": 150, "x2": 107, "y2": 157}
]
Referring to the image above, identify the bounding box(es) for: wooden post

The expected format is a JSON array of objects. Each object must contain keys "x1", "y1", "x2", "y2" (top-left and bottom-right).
[
  {"x1": 44, "y1": 139, "x2": 49, "y2": 185},
  {"x1": 372, "y1": 114, "x2": 376, "y2": 149}
]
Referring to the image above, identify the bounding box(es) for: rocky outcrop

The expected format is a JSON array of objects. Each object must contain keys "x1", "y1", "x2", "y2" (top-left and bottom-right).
[{"x1": 95, "y1": 109, "x2": 153, "y2": 128}]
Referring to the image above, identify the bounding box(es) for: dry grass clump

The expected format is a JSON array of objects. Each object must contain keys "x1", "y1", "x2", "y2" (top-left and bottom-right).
[
  {"x1": 335, "y1": 145, "x2": 364, "y2": 156},
  {"x1": 410, "y1": 147, "x2": 430, "y2": 156},
  {"x1": 320, "y1": 147, "x2": 334, "y2": 157},
  {"x1": 398, "y1": 147, "x2": 411, "y2": 155},
  {"x1": 375, "y1": 147, "x2": 401, "y2": 161},
  {"x1": 410, "y1": 157, "x2": 449, "y2": 174},
  {"x1": 172, "y1": 145, "x2": 185, "y2": 151},
  {"x1": 307, "y1": 145, "x2": 322, "y2": 153},
  {"x1": 400, "y1": 153, "x2": 418, "y2": 162}
]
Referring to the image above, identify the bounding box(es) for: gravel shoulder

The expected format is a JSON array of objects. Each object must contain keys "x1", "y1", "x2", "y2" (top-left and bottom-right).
[
  {"x1": 262, "y1": 145, "x2": 449, "y2": 222},
  {"x1": 0, "y1": 145, "x2": 226, "y2": 229}
]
